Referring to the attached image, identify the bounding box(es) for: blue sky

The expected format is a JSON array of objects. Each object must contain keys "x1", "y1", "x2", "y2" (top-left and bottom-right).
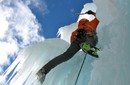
[{"x1": 30, "y1": 0, "x2": 92, "y2": 38}]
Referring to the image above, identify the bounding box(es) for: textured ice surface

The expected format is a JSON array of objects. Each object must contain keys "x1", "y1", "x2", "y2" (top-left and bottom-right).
[
  {"x1": 88, "y1": 0, "x2": 130, "y2": 85},
  {"x1": 6, "y1": 38, "x2": 94, "y2": 85}
]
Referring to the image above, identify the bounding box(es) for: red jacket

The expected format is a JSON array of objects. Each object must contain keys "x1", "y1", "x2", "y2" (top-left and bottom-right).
[{"x1": 71, "y1": 17, "x2": 99, "y2": 43}]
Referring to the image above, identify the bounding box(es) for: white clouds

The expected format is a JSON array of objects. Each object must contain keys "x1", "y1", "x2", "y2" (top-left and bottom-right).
[
  {"x1": 0, "y1": 75, "x2": 6, "y2": 84},
  {"x1": 0, "y1": 0, "x2": 46, "y2": 84},
  {"x1": 0, "y1": 7, "x2": 9, "y2": 39},
  {"x1": 0, "y1": 0, "x2": 45, "y2": 65},
  {"x1": 0, "y1": 1, "x2": 46, "y2": 84},
  {"x1": 23, "y1": 0, "x2": 48, "y2": 15}
]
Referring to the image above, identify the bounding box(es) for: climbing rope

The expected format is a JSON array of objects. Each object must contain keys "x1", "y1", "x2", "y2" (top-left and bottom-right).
[{"x1": 74, "y1": 53, "x2": 87, "y2": 85}]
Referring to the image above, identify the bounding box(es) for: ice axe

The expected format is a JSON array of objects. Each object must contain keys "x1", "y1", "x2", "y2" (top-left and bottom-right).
[
  {"x1": 75, "y1": 12, "x2": 87, "y2": 15},
  {"x1": 75, "y1": 10, "x2": 95, "y2": 15}
]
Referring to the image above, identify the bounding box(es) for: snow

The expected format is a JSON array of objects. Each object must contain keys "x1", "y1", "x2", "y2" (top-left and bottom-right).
[
  {"x1": 58, "y1": 23, "x2": 78, "y2": 44},
  {"x1": 3, "y1": 0, "x2": 130, "y2": 85}
]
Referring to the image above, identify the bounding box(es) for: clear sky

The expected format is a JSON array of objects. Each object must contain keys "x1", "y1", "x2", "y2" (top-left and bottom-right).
[{"x1": 30, "y1": 0, "x2": 92, "y2": 38}]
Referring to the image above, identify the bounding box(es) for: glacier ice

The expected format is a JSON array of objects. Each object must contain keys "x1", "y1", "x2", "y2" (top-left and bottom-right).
[
  {"x1": 5, "y1": 38, "x2": 94, "y2": 85},
  {"x1": 89, "y1": 0, "x2": 130, "y2": 85}
]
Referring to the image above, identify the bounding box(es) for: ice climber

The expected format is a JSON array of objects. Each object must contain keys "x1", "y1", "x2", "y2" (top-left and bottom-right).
[{"x1": 37, "y1": 10, "x2": 100, "y2": 83}]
